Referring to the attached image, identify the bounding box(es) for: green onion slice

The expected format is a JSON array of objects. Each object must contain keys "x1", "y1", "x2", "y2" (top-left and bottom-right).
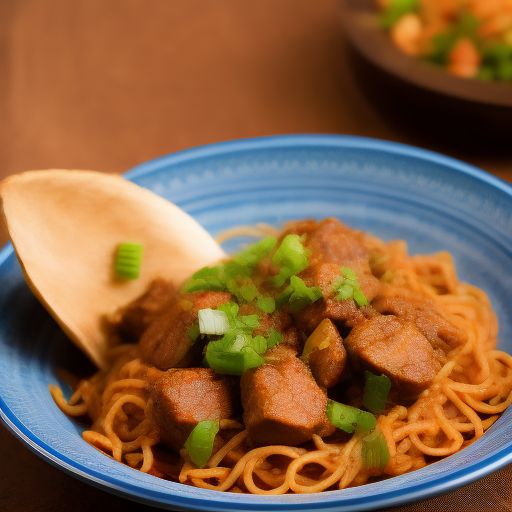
[
  {"x1": 183, "y1": 237, "x2": 276, "y2": 294},
  {"x1": 333, "y1": 267, "x2": 369, "y2": 307},
  {"x1": 216, "y1": 302, "x2": 260, "y2": 333},
  {"x1": 233, "y1": 237, "x2": 277, "y2": 267},
  {"x1": 205, "y1": 333, "x2": 266, "y2": 375},
  {"x1": 257, "y1": 296, "x2": 276, "y2": 314},
  {"x1": 198, "y1": 309, "x2": 230, "y2": 335},
  {"x1": 326, "y1": 399, "x2": 376, "y2": 434},
  {"x1": 184, "y1": 420, "x2": 220, "y2": 468},
  {"x1": 363, "y1": 371, "x2": 392, "y2": 414},
  {"x1": 276, "y1": 275, "x2": 322, "y2": 313},
  {"x1": 362, "y1": 429, "x2": 390, "y2": 470},
  {"x1": 115, "y1": 243, "x2": 143, "y2": 280},
  {"x1": 266, "y1": 329, "x2": 284, "y2": 349},
  {"x1": 269, "y1": 234, "x2": 310, "y2": 287}
]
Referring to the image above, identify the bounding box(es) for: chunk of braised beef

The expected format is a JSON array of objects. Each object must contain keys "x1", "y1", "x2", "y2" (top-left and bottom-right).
[
  {"x1": 116, "y1": 279, "x2": 176, "y2": 341},
  {"x1": 241, "y1": 353, "x2": 335, "y2": 446},
  {"x1": 372, "y1": 292, "x2": 467, "y2": 348},
  {"x1": 239, "y1": 302, "x2": 301, "y2": 351},
  {"x1": 295, "y1": 297, "x2": 376, "y2": 336},
  {"x1": 305, "y1": 319, "x2": 347, "y2": 388},
  {"x1": 151, "y1": 368, "x2": 236, "y2": 452},
  {"x1": 285, "y1": 218, "x2": 380, "y2": 300},
  {"x1": 282, "y1": 219, "x2": 380, "y2": 333},
  {"x1": 139, "y1": 291, "x2": 232, "y2": 370},
  {"x1": 344, "y1": 315, "x2": 439, "y2": 402}
]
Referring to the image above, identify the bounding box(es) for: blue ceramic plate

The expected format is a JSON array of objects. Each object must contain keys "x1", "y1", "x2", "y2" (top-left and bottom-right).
[{"x1": 1, "y1": 135, "x2": 512, "y2": 511}]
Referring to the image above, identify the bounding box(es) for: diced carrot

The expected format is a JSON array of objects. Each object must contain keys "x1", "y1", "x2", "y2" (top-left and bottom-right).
[
  {"x1": 447, "y1": 37, "x2": 482, "y2": 78},
  {"x1": 391, "y1": 13, "x2": 423, "y2": 56}
]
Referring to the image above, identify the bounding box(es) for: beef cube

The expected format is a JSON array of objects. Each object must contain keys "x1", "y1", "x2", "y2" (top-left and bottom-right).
[
  {"x1": 239, "y1": 303, "x2": 301, "y2": 352},
  {"x1": 304, "y1": 318, "x2": 347, "y2": 388},
  {"x1": 116, "y1": 278, "x2": 176, "y2": 341},
  {"x1": 283, "y1": 219, "x2": 380, "y2": 333},
  {"x1": 241, "y1": 355, "x2": 335, "y2": 446},
  {"x1": 285, "y1": 218, "x2": 381, "y2": 301},
  {"x1": 372, "y1": 293, "x2": 467, "y2": 348},
  {"x1": 344, "y1": 315, "x2": 439, "y2": 401},
  {"x1": 295, "y1": 296, "x2": 375, "y2": 335},
  {"x1": 151, "y1": 368, "x2": 235, "y2": 451},
  {"x1": 139, "y1": 291, "x2": 231, "y2": 370}
]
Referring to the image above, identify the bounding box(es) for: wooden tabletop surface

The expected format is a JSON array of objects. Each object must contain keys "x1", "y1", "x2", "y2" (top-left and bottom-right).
[{"x1": 1, "y1": 1, "x2": 511, "y2": 511}]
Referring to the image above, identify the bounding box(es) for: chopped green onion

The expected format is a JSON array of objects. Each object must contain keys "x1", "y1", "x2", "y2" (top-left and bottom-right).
[
  {"x1": 266, "y1": 329, "x2": 284, "y2": 349},
  {"x1": 251, "y1": 335, "x2": 268, "y2": 355},
  {"x1": 362, "y1": 429, "x2": 390, "y2": 470},
  {"x1": 379, "y1": 0, "x2": 418, "y2": 29},
  {"x1": 257, "y1": 296, "x2": 276, "y2": 314},
  {"x1": 182, "y1": 261, "x2": 251, "y2": 294},
  {"x1": 276, "y1": 275, "x2": 322, "y2": 313},
  {"x1": 215, "y1": 302, "x2": 260, "y2": 333},
  {"x1": 326, "y1": 399, "x2": 376, "y2": 434},
  {"x1": 115, "y1": 243, "x2": 143, "y2": 280},
  {"x1": 363, "y1": 372, "x2": 392, "y2": 414},
  {"x1": 269, "y1": 234, "x2": 310, "y2": 287},
  {"x1": 184, "y1": 420, "x2": 220, "y2": 468},
  {"x1": 187, "y1": 323, "x2": 200, "y2": 342},
  {"x1": 333, "y1": 267, "x2": 369, "y2": 307},
  {"x1": 183, "y1": 237, "x2": 277, "y2": 294},
  {"x1": 198, "y1": 309, "x2": 230, "y2": 335},
  {"x1": 239, "y1": 283, "x2": 260, "y2": 303},
  {"x1": 205, "y1": 333, "x2": 266, "y2": 375},
  {"x1": 233, "y1": 237, "x2": 277, "y2": 267}
]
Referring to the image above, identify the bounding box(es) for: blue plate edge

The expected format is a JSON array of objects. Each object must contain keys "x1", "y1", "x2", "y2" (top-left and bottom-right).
[{"x1": 1, "y1": 134, "x2": 512, "y2": 511}]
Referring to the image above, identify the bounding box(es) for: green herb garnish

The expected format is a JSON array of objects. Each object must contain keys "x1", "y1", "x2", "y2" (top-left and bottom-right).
[
  {"x1": 363, "y1": 371, "x2": 392, "y2": 414},
  {"x1": 184, "y1": 421, "x2": 220, "y2": 468},
  {"x1": 333, "y1": 267, "x2": 368, "y2": 307},
  {"x1": 115, "y1": 242, "x2": 143, "y2": 280}
]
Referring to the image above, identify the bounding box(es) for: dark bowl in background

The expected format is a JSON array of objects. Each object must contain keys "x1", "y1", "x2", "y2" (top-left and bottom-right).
[{"x1": 339, "y1": 0, "x2": 512, "y2": 148}]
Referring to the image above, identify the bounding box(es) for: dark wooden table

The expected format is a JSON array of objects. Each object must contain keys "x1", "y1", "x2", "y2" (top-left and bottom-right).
[{"x1": 1, "y1": 1, "x2": 511, "y2": 511}]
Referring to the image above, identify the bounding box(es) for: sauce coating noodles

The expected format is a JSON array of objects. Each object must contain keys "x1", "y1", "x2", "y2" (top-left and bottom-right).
[{"x1": 51, "y1": 225, "x2": 512, "y2": 494}]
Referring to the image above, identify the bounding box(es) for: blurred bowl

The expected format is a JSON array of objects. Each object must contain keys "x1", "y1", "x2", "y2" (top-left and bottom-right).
[{"x1": 339, "y1": 0, "x2": 512, "y2": 146}]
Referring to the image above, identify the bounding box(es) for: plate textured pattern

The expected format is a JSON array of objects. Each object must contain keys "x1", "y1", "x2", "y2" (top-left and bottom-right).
[{"x1": 1, "y1": 135, "x2": 512, "y2": 511}]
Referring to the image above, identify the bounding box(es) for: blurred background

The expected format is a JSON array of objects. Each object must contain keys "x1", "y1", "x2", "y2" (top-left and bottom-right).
[
  {"x1": 1, "y1": 0, "x2": 511, "y2": 248},
  {"x1": 1, "y1": 1, "x2": 511, "y2": 510}
]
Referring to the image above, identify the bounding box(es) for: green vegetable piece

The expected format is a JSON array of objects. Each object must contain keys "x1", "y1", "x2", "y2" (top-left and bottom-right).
[
  {"x1": 239, "y1": 283, "x2": 260, "y2": 303},
  {"x1": 379, "y1": 0, "x2": 418, "y2": 29},
  {"x1": 266, "y1": 329, "x2": 284, "y2": 349},
  {"x1": 257, "y1": 296, "x2": 276, "y2": 314},
  {"x1": 275, "y1": 276, "x2": 322, "y2": 312},
  {"x1": 182, "y1": 266, "x2": 224, "y2": 293},
  {"x1": 362, "y1": 429, "x2": 390, "y2": 470},
  {"x1": 426, "y1": 14, "x2": 480, "y2": 66},
  {"x1": 184, "y1": 420, "x2": 220, "y2": 468},
  {"x1": 333, "y1": 267, "x2": 369, "y2": 307},
  {"x1": 198, "y1": 309, "x2": 230, "y2": 335},
  {"x1": 233, "y1": 237, "x2": 277, "y2": 267},
  {"x1": 363, "y1": 371, "x2": 392, "y2": 414},
  {"x1": 269, "y1": 234, "x2": 310, "y2": 287},
  {"x1": 182, "y1": 261, "x2": 251, "y2": 294},
  {"x1": 275, "y1": 286, "x2": 294, "y2": 309},
  {"x1": 215, "y1": 302, "x2": 260, "y2": 334},
  {"x1": 205, "y1": 336, "x2": 266, "y2": 375},
  {"x1": 187, "y1": 323, "x2": 200, "y2": 343},
  {"x1": 115, "y1": 243, "x2": 143, "y2": 280},
  {"x1": 326, "y1": 399, "x2": 376, "y2": 434},
  {"x1": 251, "y1": 335, "x2": 268, "y2": 355},
  {"x1": 287, "y1": 276, "x2": 323, "y2": 313},
  {"x1": 497, "y1": 58, "x2": 512, "y2": 81}
]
